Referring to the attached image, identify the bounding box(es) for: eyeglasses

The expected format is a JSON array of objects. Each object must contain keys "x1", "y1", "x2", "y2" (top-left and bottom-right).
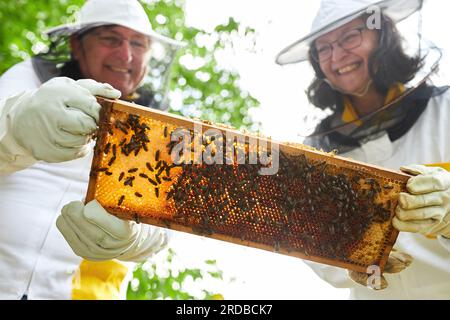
[
  {"x1": 91, "y1": 32, "x2": 151, "y2": 54},
  {"x1": 312, "y1": 26, "x2": 366, "y2": 63}
]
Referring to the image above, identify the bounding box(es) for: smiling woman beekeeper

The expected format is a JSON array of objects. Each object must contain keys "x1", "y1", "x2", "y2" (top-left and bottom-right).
[
  {"x1": 0, "y1": 0, "x2": 182, "y2": 300},
  {"x1": 276, "y1": 0, "x2": 450, "y2": 299}
]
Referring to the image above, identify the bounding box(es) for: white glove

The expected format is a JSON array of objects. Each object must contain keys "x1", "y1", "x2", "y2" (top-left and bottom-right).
[
  {"x1": 56, "y1": 200, "x2": 168, "y2": 262},
  {"x1": 393, "y1": 164, "x2": 450, "y2": 238},
  {"x1": 4, "y1": 77, "x2": 120, "y2": 163},
  {"x1": 348, "y1": 249, "x2": 413, "y2": 290}
]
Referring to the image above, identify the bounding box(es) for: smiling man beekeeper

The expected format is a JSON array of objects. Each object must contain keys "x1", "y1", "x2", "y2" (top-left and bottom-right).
[
  {"x1": 276, "y1": 0, "x2": 450, "y2": 299},
  {"x1": 0, "y1": 0, "x2": 182, "y2": 299}
]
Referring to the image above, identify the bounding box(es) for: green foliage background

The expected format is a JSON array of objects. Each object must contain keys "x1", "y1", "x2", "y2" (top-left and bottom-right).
[
  {"x1": 127, "y1": 248, "x2": 226, "y2": 300},
  {"x1": 0, "y1": 0, "x2": 260, "y2": 130},
  {"x1": 0, "y1": 0, "x2": 259, "y2": 299}
]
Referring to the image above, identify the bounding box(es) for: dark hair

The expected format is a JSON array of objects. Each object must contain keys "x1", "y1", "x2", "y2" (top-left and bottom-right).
[{"x1": 306, "y1": 14, "x2": 424, "y2": 110}]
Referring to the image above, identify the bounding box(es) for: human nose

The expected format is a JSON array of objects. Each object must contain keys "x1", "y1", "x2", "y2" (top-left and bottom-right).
[
  {"x1": 330, "y1": 42, "x2": 349, "y2": 62},
  {"x1": 115, "y1": 40, "x2": 133, "y2": 63}
]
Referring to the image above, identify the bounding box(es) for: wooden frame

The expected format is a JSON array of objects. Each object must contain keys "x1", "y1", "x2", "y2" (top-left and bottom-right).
[{"x1": 86, "y1": 97, "x2": 410, "y2": 273}]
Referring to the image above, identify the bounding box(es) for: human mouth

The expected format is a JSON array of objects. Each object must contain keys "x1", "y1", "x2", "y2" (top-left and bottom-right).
[
  {"x1": 108, "y1": 66, "x2": 131, "y2": 74},
  {"x1": 336, "y1": 63, "x2": 361, "y2": 75}
]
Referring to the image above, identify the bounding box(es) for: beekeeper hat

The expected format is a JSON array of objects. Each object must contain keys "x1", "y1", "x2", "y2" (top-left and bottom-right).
[
  {"x1": 276, "y1": 0, "x2": 423, "y2": 65},
  {"x1": 45, "y1": 0, "x2": 183, "y2": 47}
]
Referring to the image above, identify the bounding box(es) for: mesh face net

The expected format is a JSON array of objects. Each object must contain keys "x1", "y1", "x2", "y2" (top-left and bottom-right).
[{"x1": 87, "y1": 98, "x2": 410, "y2": 273}]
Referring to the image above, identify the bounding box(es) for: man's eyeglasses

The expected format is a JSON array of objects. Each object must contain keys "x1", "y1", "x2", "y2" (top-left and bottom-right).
[
  {"x1": 91, "y1": 32, "x2": 151, "y2": 54},
  {"x1": 312, "y1": 26, "x2": 367, "y2": 63}
]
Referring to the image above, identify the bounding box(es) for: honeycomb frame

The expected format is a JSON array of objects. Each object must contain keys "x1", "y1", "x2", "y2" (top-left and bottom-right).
[{"x1": 86, "y1": 97, "x2": 411, "y2": 273}]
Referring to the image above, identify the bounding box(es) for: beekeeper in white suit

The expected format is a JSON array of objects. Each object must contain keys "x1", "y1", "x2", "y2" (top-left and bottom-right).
[
  {"x1": 0, "y1": 0, "x2": 182, "y2": 299},
  {"x1": 276, "y1": 0, "x2": 450, "y2": 299}
]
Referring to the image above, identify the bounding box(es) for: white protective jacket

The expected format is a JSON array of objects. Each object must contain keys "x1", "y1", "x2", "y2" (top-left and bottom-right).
[
  {"x1": 0, "y1": 60, "x2": 166, "y2": 299},
  {"x1": 305, "y1": 90, "x2": 450, "y2": 299}
]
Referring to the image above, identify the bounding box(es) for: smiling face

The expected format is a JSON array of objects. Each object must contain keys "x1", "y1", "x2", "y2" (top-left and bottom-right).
[
  {"x1": 71, "y1": 25, "x2": 152, "y2": 97},
  {"x1": 315, "y1": 18, "x2": 380, "y2": 96}
]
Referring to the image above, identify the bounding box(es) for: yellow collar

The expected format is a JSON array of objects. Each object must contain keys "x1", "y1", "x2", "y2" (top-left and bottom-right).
[
  {"x1": 341, "y1": 83, "x2": 406, "y2": 126},
  {"x1": 126, "y1": 92, "x2": 141, "y2": 101}
]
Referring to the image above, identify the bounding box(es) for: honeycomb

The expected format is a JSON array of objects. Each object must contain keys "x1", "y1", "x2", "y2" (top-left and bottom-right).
[{"x1": 86, "y1": 98, "x2": 410, "y2": 273}]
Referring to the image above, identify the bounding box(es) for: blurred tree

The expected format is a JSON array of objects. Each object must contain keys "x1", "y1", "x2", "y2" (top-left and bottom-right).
[
  {"x1": 0, "y1": 0, "x2": 260, "y2": 130},
  {"x1": 127, "y1": 248, "x2": 227, "y2": 300},
  {"x1": 0, "y1": 0, "x2": 84, "y2": 72}
]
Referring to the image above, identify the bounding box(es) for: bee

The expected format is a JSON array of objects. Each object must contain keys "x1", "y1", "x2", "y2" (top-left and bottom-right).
[
  {"x1": 108, "y1": 156, "x2": 116, "y2": 166},
  {"x1": 118, "y1": 195, "x2": 125, "y2": 206},
  {"x1": 104, "y1": 143, "x2": 111, "y2": 155},
  {"x1": 146, "y1": 162, "x2": 154, "y2": 172},
  {"x1": 157, "y1": 166, "x2": 165, "y2": 177},
  {"x1": 166, "y1": 189, "x2": 174, "y2": 200},
  {"x1": 135, "y1": 192, "x2": 143, "y2": 198},
  {"x1": 124, "y1": 177, "x2": 134, "y2": 187}
]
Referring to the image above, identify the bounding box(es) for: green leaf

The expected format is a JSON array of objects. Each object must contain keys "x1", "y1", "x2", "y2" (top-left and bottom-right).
[{"x1": 208, "y1": 270, "x2": 224, "y2": 280}]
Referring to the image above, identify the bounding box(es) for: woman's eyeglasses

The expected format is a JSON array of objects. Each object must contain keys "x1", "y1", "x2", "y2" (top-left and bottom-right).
[{"x1": 312, "y1": 26, "x2": 367, "y2": 62}]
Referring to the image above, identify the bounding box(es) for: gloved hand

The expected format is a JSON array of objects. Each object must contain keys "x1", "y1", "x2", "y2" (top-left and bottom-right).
[
  {"x1": 56, "y1": 200, "x2": 168, "y2": 262},
  {"x1": 348, "y1": 249, "x2": 413, "y2": 290},
  {"x1": 393, "y1": 164, "x2": 450, "y2": 238},
  {"x1": 7, "y1": 77, "x2": 120, "y2": 163}
]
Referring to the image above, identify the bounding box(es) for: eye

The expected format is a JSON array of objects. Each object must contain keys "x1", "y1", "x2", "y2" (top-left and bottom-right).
[
  {"x1": 130, "y1": 40, "x2": 147, "y2": 49},
  {"x1": 341, "y1": 31, "x2": 360, "y2": 44},
  {"x1": 316, "y1": 45, "x2": 330, "y2": 54},
  {"x1": 99, "y1": 36, "x2": 121, "y2": 46},
  {"x1": 343, "y1": 34, "x2": 357, "y2": 41}
]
